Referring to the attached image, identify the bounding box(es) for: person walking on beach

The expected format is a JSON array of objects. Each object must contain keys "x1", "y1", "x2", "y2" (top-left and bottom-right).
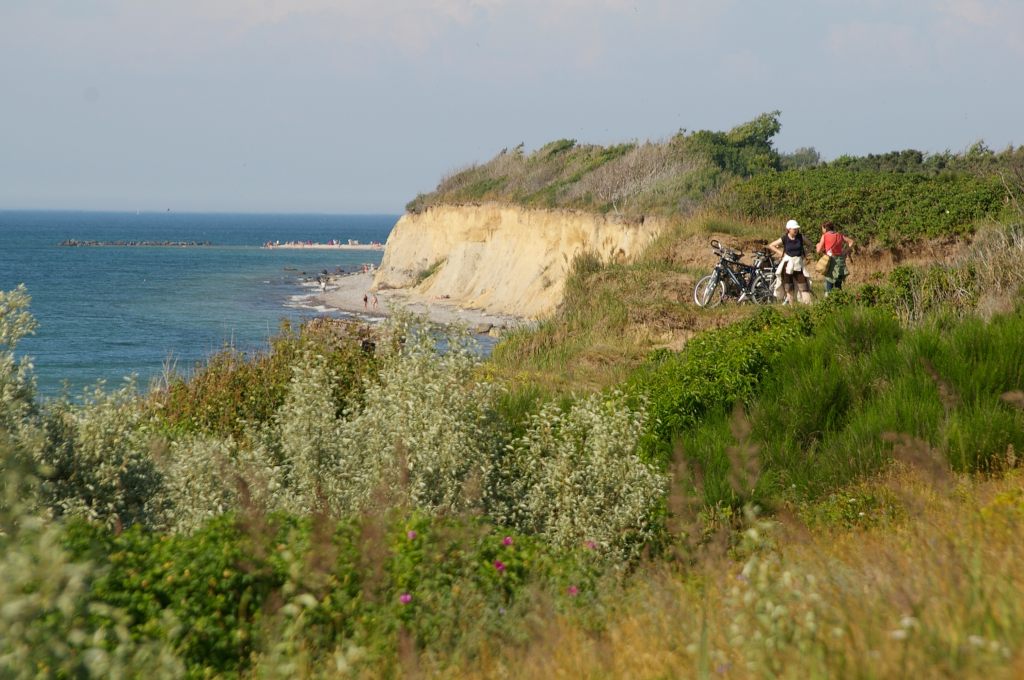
[
  {"x1": 815, "y1": 221, "x2": 854, "y2": 295},
  {"x1": 372, "y1": 293, "x2": 379, "y2": 309},
  {"x1": 768, "y1": 219, "x2": 812, "y2": 304},
  {"x1": 363, "y1": 293, "x2": 368, "y2": 310}
]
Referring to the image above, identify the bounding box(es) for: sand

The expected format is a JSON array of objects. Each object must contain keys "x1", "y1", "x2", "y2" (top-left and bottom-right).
[{"x1": 314, "y1": 272, "x2": 528, "y2": 334}]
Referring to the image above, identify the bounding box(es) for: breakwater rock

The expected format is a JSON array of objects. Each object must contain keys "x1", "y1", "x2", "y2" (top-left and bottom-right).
[{"x1": 59, "y1": 239, "x2": 215, "y2": 247}]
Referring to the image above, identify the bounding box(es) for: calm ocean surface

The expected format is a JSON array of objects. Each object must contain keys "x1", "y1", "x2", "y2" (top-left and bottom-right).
[{"x1": 0, "y1": 211, "x2": 396, "y2": 397}]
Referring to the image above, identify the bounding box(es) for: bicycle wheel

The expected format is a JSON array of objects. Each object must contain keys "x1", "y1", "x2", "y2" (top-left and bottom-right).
[
  {"x1": 694, "y1": 273, "x2": 725, "y2": 308},
  {"x1": 751, "y1": 274, "x2": 776, "y2": 304}
]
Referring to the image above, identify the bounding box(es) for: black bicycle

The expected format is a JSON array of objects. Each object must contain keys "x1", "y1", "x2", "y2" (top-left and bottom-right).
[{"x1": 693, "y1": 240, "x2": 777, "y2": 308}]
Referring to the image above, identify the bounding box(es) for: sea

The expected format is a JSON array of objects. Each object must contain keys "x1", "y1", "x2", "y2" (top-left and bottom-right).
[{"x1": 0, "y1": 210, "x2": 396, "y2": 398}]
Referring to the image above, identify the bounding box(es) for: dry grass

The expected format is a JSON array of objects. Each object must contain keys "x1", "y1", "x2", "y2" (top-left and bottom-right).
[
  {"x1": 488, "y1": 213, "x2": 795, "y2": 393},
  {"x1": 432, "y1": 464, "x2": 1024, "y2": 679}
]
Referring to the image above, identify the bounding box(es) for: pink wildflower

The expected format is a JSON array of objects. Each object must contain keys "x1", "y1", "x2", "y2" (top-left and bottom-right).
[
  {"x1": 502, "y1": 536, "x2": 514, "y2": 546},
  {"x1": 567, "y1": 585, "x2": 579, "y2": 597},
  {"x1": 399, "y1": 592, "x2": 412, "y2": 605},
  {"x1": 493, "y1": 560, "x2": 506, "y2": 573},
  {"x1": 584, "y1": 540, "x2": 597, "y2": 550},
  {"x1": 406, "y1": 530, "x2": 417, "y2": 541}
]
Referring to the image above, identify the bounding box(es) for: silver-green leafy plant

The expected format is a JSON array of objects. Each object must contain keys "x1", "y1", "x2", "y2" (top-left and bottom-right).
[
  {"x1": 0, "y1": 286, "x2": 183, "y2": 677},
  {"x1": 36, "y1": 381, "x2": 167, "y2": 529},
  {"x1": 154, "y1": 316, "x2": 502, "y2": 523},
  {"x1": 331, "y1": 318, "x2": 500, "y2": 515},
  {"x1": 491, "y1": 392, "x2": 665, "y2": 560},
  {"x1": 0, "y1": 285, "x2": 38, "y2": 444}
]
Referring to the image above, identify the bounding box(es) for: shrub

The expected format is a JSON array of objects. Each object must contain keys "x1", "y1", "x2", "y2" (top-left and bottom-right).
[
  {"x1": 35, "y1": 382, "x2": 167, "y2": 530},
  {"x1": 327, "y1": 318, "x2": 502, "y2": 516},
  {"x1": 413, "y1": 258, "x2": 446, "y2": 285},
  {"x1": 63, "y1": 514, "x2": 361, "y2": 677},
  {"x1": 0, "y1": 520, "x2": 183, "y2": 678},
  {"x1": 151, "y1": 318, "x2": 503, "y2": 524},
  {"x1": 385, "y1": 516, "x2": 600, "y2": 652},
  {"x1": 0, "y1": 285, "x2": 37, "y2": 437},
  {"x1": 153, "y1": 318, "x2": 377, "y2": 440},
  {"x1": 155, "y1": 434, "x2": 250, "y2": 534},
  {"x1": 680, "y1": 110, "x2": 781, "y2": 177},
  {"x1": 489, "y1": 391, "x2": 665, "y2": 560},
  {"x1": 725, "y1": 167, "x2": 1008, "y2": 243},
  {"x1": 1, "y1": 432, "x2": 181, "y2": 678},
  {"x1": 626, "y1": 307, "x2": 812, "y2": 467}
]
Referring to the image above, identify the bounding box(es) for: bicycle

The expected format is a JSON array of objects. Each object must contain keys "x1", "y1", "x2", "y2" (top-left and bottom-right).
[{"x1": 693, "y1": 240, "x2": 777, "y2": 308}]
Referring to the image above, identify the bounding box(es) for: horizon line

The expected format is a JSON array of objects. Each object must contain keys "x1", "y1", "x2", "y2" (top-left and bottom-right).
[{"x1": 0, "y1": 207, "x2": 404, "y2": 217}]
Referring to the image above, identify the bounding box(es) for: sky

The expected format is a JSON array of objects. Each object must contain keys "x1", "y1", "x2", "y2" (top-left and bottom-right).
[{"x1": 1, "y1": 0, "x2": 1021, "y2": 214}]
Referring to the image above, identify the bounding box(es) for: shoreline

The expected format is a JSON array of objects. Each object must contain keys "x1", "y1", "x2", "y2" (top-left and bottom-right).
[{"x1": 311, "y1": 272, "x2": 528, "y2": 334}]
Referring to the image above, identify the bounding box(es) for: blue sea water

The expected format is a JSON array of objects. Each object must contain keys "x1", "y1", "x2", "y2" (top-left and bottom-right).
[{"x1": 0, "y1": 211, "x2": 396, "y2": 397}]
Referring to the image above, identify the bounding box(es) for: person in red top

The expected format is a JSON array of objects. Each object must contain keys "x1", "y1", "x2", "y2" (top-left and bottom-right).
[{"x1": 815, "y1": 221, "x2": 855, "y2": 295}]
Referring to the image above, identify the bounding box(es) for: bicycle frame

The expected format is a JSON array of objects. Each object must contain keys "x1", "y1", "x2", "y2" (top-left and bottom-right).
[{"x1": 694, "y1": 241, "x2": 778, "y2": 307}]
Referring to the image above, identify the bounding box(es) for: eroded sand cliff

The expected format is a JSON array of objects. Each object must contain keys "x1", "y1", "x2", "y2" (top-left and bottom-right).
[{"x1": 372, "y1": 205, "x2": 667, "y2": 319}]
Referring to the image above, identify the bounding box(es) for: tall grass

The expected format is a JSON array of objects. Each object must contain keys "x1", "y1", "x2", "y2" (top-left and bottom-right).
[
  {"x1": 444, "y1": 467, "x2": 1024, "y2": 679},
  {"x1": 677, "y1": 304, "x2": 1024, "y2": 507}
]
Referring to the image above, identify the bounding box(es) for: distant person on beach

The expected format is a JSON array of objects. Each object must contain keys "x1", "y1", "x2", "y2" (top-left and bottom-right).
[
  {"x1": 372, "y1": 293, "x2": 379, "y2": 309},
  {"x1": 815, "y1": 221, "x2": 854, "y2": 295},
  {"x1": 363, "y1": 293, "x2": 368, "y2": 310},
  {"x1": 769, "y1": 219, "x2": 812, "y2": 304}
]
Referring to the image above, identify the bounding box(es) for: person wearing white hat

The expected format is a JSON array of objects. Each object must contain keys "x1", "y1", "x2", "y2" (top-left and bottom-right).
[{"x1": 768, "y1": 219, "x2": 812, "y2": 304}]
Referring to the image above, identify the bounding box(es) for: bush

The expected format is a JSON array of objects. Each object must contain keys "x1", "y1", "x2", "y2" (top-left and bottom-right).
[
  {"x1": 36, "y1": 382, "x2": 167, "y2": 530},
  {"x1": 726, "y1": 167, "x2": 1008, "y2": 243},
  {"x1": 489, "y1": 391, "x2": 665, "y2": 560},
  {"x1": 0, "y1": 285, "x2": 37, "y2": 437},
  {"x1": 626, "y1": 307, "x2": 812, "y2": 467},
  {"x1": 55, "y1": 509, "x2": 606, "y2": 677},
  {"x1": 1, "y1": 426, "x2": 181, "y2": 678},
  {"x1": 154, "y1": 317, "x2": 503, "y2": 524},
  {"x1": 153, "y1": 318, "x2": 378, "y2": 440},
  {"x1": 0, "y1": 520, "x2": 183, "y2": 678},
  {"x1": 64, "y1": 514, "x2": 362, "y2": 677},
  {"x1": 385, "y1": 516, "x2": 603, "y2": 654}
]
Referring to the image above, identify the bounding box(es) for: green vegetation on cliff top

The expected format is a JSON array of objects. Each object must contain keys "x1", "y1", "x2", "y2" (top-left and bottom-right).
[{"x1": 408, "y1": 111, "x2": 1023, "y2": 245}]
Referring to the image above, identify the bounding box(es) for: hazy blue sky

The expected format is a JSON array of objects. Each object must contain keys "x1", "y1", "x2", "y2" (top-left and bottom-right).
[{"x1": 2, "y1": 0, "x2": 1021, "y2": 213}]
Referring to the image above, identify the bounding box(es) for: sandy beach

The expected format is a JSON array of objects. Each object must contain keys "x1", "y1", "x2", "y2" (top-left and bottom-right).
[
  {"x1": 264, "y1": 243, "x2": 384, "y2": 251},
  {"x1": 313, "y1": 272, "x2": 528, "y2": 334}
]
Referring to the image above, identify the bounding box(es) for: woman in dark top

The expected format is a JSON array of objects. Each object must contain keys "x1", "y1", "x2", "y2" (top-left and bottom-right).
[{"x1": 768, "y1": 219, "x2": 812, "y2": 304}]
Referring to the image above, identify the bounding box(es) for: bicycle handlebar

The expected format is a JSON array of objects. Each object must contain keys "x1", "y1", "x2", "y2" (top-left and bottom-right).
[{"x1": 712, "y1": 243, "x2": 743, "y2": 260}]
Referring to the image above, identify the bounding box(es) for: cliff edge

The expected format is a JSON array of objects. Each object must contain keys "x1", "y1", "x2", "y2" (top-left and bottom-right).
[{"x1": 372, "y1": 204, "x2": 667, "y2": 319}]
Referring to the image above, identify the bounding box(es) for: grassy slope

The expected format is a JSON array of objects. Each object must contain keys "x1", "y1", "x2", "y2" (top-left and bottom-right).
[{"x1": 446, "y1": 118, "x2": 1022, "y2": 393}]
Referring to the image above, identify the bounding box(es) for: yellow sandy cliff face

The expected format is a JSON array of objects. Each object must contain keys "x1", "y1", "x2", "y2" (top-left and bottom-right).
[{"x1": 372, "y1": 205, "x2": 666, "y2": 319}]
